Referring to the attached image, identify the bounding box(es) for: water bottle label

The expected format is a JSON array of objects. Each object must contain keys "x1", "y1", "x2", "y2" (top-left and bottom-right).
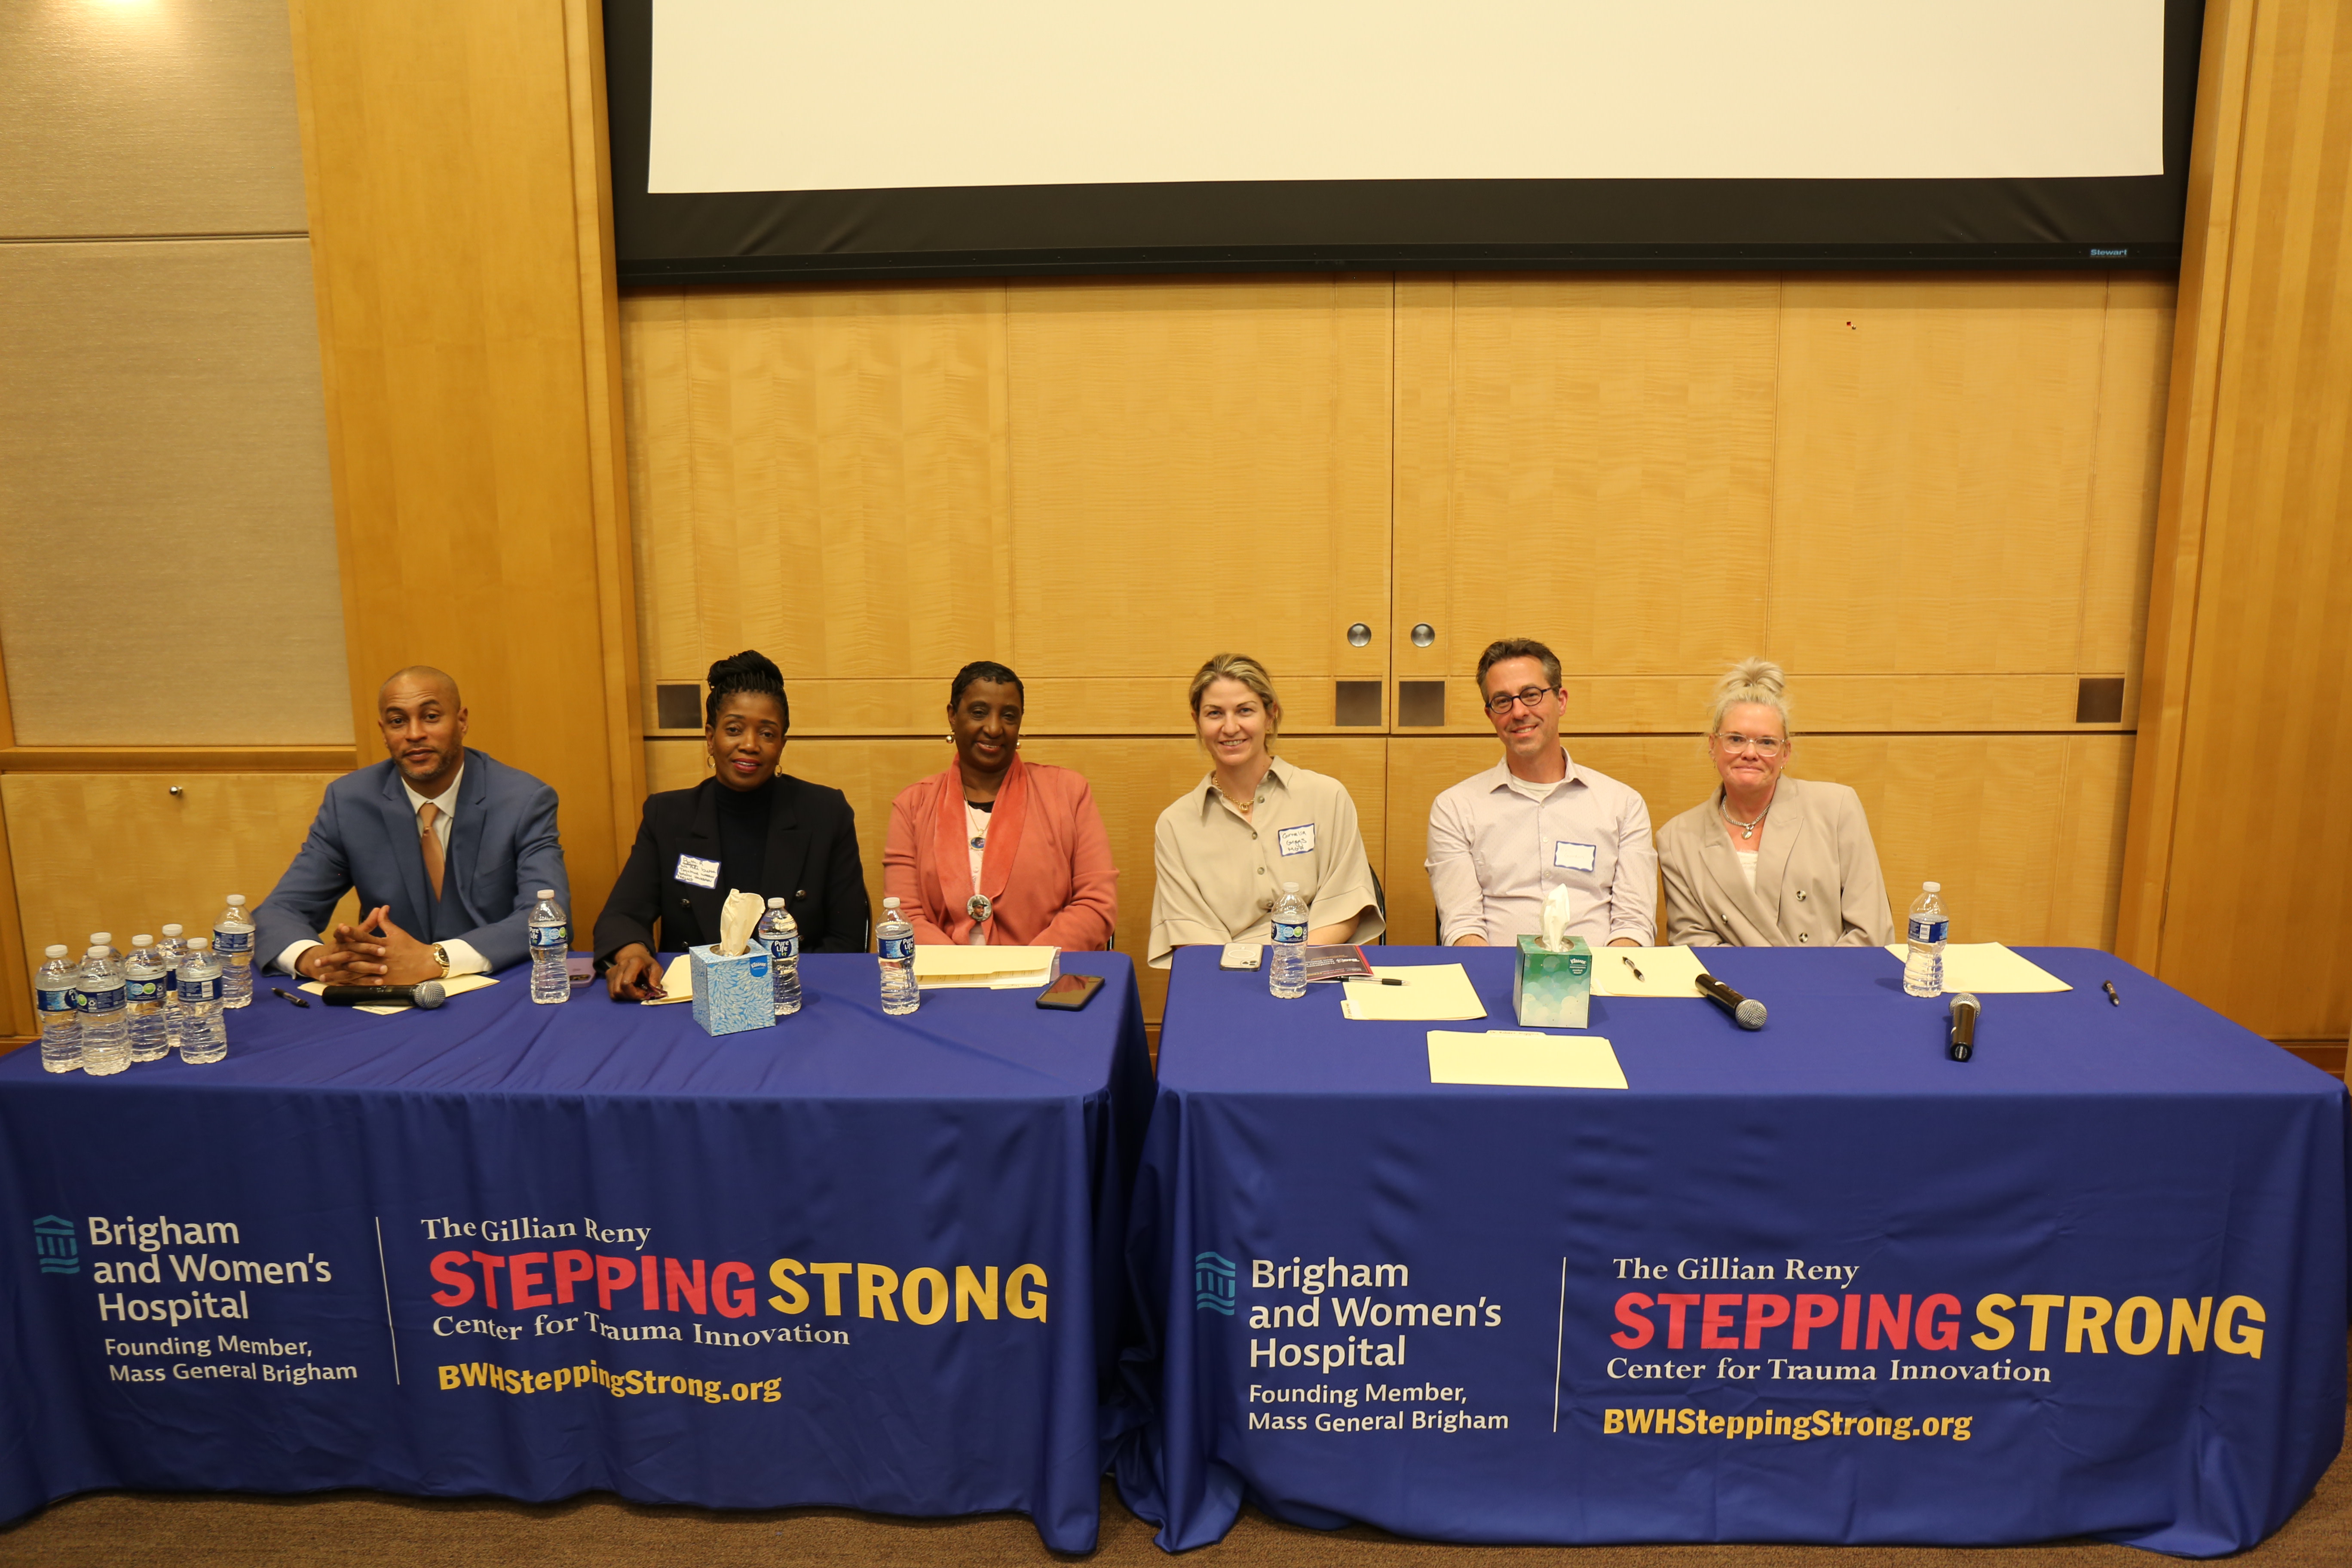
[
  {"x1": 1908, "y1": 917, "x2": 1949, "y2": 944},
  {"x1": 879, "y1": 935, "x2": 914, "y2": 962},
  {"x1": 1271, "y1": 920, "x2": 1307, "y2": 944},
  {"x1": 160, "y1": 969, "x2": 178, "y2": 994},
  {"x1": 82, "y1": 988, "x2": 126, "y2": 1016},
  {"x1": 126, "y1": 978, "x2": 165, "y2": 1003},
  {"x1": 212, "y1": 929, "x2": 254, "y2": 955},
  {"x1": 181, "y1": 975, "x2": 221, "y2": 1004},
  {"x1": 530, "y1": 922, "x2": 570, "y2": 949},
  {"x1": 765, "y1": 935, "x2": 799, "y2": 964},
  {"x1": 37, "y1": 986, "x2": 75, "y2": 1015}
]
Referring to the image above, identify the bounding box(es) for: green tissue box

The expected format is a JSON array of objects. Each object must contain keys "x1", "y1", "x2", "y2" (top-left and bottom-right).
[{"x1": 1514, "y1": 934, "x2": 1592, "y2": 1029}]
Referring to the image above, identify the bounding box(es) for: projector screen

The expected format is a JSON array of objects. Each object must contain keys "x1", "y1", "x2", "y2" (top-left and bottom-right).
[{"x1": 608, "y1": 0, "x2": 2200, "y2": 284}]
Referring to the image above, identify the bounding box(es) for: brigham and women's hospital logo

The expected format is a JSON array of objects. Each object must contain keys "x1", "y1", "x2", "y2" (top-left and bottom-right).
[
  {"x1": 34, "y1": 1216, "x2": 79, "y2": 1275},
  {"x1": 1196, "y1": 1252, "x2": 1236, "y2": 1314}
]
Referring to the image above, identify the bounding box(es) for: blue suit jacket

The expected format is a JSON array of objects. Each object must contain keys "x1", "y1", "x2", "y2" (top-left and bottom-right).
[{"x1": 254, "y1": 749, "x2": 569, "y2": 973}]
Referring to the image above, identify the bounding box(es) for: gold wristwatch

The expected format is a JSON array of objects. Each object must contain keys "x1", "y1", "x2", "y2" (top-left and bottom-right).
[{"x1": 432, "y1": 943, "x2": 451, "y2": 979}]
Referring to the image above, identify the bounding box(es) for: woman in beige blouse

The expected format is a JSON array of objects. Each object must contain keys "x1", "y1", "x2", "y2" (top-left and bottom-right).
[
  {"x1": 1658, "y1": 659, "x2": 1893, "y2": 948},
  {"x1": 1148, "y1": 653, "x2": 1384, "y2": 967}
]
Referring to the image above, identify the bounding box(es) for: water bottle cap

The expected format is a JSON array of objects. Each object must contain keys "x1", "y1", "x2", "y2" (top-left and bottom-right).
[
  {"x1": 161, "y1": 924, "x2": 182, "y2": 936},
  {"x1": 536, "y1": 889, "x2": 555, "y2": 900},
  {"x1": 133, "y1": 935, "x2": 154, "y2": 947},
  {"x1": 225, "y1": 894, "x2": 245, "y2": 906},
  {"x1": 85, "y1": 946, "x2": 106, "y2": 958},
  {"x1": 189, "y1": 938, "x2": 209, "y2": 950},
  {"x1": 1922, "y1": 881, "x2": 1941, "y2": 893},
  {"x1": 884, "y1": 897, "x2": 900, "y2": 910},
  {"x1": 91, "y1": 932, "x2": 112, "y2": 945},
  {"x1": 44, "y1": 945, "x2": 67, "y2": 958},
  {"x1": 1282, "y1": 881, "x2": 1300, "y2": 893},
  {"x1": 768, "y1": 897, "x2": 785, "y2": 906}
]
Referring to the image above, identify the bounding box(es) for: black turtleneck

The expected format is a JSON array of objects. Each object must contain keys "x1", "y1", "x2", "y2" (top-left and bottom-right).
[{"x1": 713, "y1": 776, "x2": 775, "y2": 897}]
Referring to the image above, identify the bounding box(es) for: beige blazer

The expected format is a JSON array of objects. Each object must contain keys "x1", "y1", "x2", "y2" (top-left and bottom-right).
[{"x1": 1658, "y1": 777, "x2": 1893, "y2": 948}]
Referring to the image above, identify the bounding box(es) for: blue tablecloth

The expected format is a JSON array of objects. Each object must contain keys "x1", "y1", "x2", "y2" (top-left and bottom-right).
[
  {"x1": 1116, "y1": 946, "x2": 2350, "y2": 1556},
  {"x1": 0, "y1": 952, "x2": 1151, "y2": 1552}
]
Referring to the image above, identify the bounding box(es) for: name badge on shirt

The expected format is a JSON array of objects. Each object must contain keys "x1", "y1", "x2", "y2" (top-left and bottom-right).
[
  {"x1": 674, "y1": 854, "x2": 721, "y2": 889},
  {"x1": 1277, "y1": 823, "x2": 1317, "y2": 857},
  {"x1": 1554, "y1": 840, "x2": 1598, "y2": 873}
]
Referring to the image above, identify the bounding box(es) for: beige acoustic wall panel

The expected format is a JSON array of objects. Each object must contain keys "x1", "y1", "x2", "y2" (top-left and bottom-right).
[
  {"x1": 648, "y1": 733, "x2": 1389, "y2": 1021},
  {"x1": 0, "y1": 238, "x2": 349, "y2": 744},
  {"x1": 0, "y1": 0, "x2": 307, "y2": 239},
  {"x1": 4, "y1": 773, "x2": 356, "y2": 985}
]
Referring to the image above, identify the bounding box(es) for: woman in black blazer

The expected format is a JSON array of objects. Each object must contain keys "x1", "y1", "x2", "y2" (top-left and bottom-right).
[{"x1": 594, "y1": 651, "x2": 870, "y2": 1000}]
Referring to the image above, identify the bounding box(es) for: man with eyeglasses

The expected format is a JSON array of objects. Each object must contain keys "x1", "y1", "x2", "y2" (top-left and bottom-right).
[{"x1": 1425, "y1": 638, "x2": 1656, "y2": 949}]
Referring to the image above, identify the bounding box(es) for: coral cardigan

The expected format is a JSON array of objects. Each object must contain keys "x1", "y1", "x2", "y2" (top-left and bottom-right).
[{"x1": 883, "y1": 758, "x2": 1119, "y2": 949}]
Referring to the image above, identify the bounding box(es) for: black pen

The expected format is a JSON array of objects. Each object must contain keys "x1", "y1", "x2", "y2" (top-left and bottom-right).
[
  {"x1": 1622, "y1": 955, "x2": 1646, "y2": 982},
  {"x1": 1378, "y1": 977, "x2": 1405, "y2": 986},
  {"x1": 2101, "y1": 980, "x2": 2121, "y2": 1007},
  {"x1": 271, "y1": 987, "x2": 311, "y2": 1009}
]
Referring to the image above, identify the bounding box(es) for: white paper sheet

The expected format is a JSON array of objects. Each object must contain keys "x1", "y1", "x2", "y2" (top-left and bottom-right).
[
  {"x1": 1589, "y1": 945, "x2": 1714, "y2": 998},
  {"x1": 640, "y1": 953, "x2": 696, "y2": 1005},
  {"x1": 1340, "y1": 964, "x2": 1488, "y2": 1022},
  {"x1": 915, "y1": 945, "x2": 1060, "y2": 990},
  {"x1": 1880, "y1": 943, "x2": 2072, "y2": 993},
  {"x1": 1427, "y1": 1030, "x2": 1627, "y2": 1090},
  {"x1": 299, "y1": 972, "x2": 498, "y2": 1016}
]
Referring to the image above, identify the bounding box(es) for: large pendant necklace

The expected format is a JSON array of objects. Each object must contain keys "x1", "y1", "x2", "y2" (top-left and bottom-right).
[
  {"x1": 1721, "y1": 793, "x2": 1773, "y2": 841},
  {"x1": 967, "y1": 801, "x2": 994, "y2": 928}
]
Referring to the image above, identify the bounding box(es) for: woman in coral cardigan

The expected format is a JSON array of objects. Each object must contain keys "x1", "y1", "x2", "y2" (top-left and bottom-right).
[{"x1": 884, "y1": 661, "x2": 1118, "y2": 948}]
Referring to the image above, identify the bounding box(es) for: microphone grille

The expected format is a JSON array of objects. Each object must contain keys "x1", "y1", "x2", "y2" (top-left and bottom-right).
[
  {"x1": 412, "y1": 980, "x2": 448, "y2": 1009},
  {"x1": 1735, "y1": 998, "x2": 1767, "y2": 1030}
]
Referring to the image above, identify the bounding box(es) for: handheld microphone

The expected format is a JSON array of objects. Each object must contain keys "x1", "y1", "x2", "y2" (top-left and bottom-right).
[
  {"x1": 320, "y1": 980, "x2": 447, "y2": 1010},
  {"x1": 1693, "y1": 971, "x2": 1767, "y2": 1030},
  {"x1": 1947, "y1": 992, "x2": 1980, "y2": 1061}
]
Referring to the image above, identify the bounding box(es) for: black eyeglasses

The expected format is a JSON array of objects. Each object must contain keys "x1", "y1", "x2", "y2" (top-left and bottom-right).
[{"x1": 1484, "y1": 687, "x2": 1559, "y2": 716}]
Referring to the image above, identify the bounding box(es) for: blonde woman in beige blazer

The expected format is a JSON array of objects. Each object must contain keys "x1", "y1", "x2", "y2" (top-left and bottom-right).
[{"x1": 1658, "y1": 659, "x2": 1893, "y2": 948}]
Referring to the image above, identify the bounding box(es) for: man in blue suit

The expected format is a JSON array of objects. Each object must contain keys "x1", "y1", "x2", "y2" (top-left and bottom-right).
[{"x1": 256, "y1": 666, "x2": 569, "y2": 985}]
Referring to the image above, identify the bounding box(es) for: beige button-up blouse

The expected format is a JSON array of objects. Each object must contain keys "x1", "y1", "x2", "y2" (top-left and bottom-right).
[
  {"x1": 1148, "y1": 755, "x2": 1384, "y2": 967},
  {"x1": 1658, "y1": 776, "x2": 1893, "y2": 948}
]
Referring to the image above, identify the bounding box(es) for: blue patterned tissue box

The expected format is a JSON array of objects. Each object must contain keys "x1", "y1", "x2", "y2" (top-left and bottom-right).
[
  {"x1": 1513, "y1": 935, "x2": 1592, "y2": 1029},
  {"x1": 689, "y1": 944, "x2": 772, "y2": 1037}
]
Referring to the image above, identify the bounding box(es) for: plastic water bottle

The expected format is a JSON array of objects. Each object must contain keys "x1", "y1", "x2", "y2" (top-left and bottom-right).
[
  {"x1": 758, "y1": 897, "x2": 802, "y2": 1017},
  {"x1": 527, "y1": 889, "x2": 569, "y2": 1003},
  {"x1": 1904, "y1": 882, "x2": 1948, "y2": 998},
  {"x1": 156, "y1": 924, "x2": 190, "y2": 1049},
  {"x1": 124, "y1": 936, "x2": 172, "y2": 1063},
  {"x1": 36, "y1": 945, "x2": 80, "y2": 1073},
  {"x1": 177, "y1": 939, "x2": 227, "y2": 1064},
  {"x1": 877, "y1": 897, "x2": 918, "y2": 1016},
  {"x1": 78, "y1": 946, "x2": 132, "y2": 1077},
  {"x1": 1269, "y1": 881, "x2": 1309, "y2": 999},
  {"x1": 213, "y1": 895, "x2": 255, "y2": 1008}
]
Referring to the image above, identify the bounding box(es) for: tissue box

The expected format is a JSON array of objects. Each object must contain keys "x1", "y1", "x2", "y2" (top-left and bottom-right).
[
  {"x1": 1514, "y1": 934, "x2": 1592, "y2": 1029},
  {"x1": 689, "y1": 943, "x2": 772, "y2": 1037}
]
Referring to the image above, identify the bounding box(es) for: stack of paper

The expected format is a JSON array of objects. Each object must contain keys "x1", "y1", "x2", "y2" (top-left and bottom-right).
[
  {"x1": 914, "y1": 945, "x2": 1060, "y2": 990},
  {"x1": 1427, "y1": 1030, "x2": 1627, "y2": 1089},
  {"x1": 1589, "y1": 945, "x2": 1711, "y2": 998},
  {"x1": 299, "y1": 973, "x2": 499, "y2": 1016},
  {"x1": 1339, "y1": 964, "x2": 1488, "y2": 1022},
  {"x1": 642, "y1": 953, "x2": 695, "y2": 1005},
  {"x1": 1879, "y1": 943, "x2": 2071, "y2": 993}
]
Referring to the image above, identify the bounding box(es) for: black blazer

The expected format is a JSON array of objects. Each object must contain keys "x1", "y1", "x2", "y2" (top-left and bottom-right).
[{"x1": 593, "y1": 775, "x2": 870, "y2": 962}]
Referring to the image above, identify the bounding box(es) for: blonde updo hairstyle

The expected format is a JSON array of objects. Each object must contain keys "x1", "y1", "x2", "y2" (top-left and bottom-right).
[
  {"x1": 1188, "y1": 652, "x2": 1282, "y2": 751},
  {"x1": 1709, "y1": 657, "x2": 1792, "y2": 742}
]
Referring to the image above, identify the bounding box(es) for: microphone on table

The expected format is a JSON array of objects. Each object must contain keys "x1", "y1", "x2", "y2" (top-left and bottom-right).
[
  {"x1": 1694, "y1": 971, "x2": 1767, "y2": 1030},
  {"x1": 320, "y1": 980, "x2": 447, "y2": 1010},
  {"x1": 1947, "y1": 992, "x2": 1981, "y2": 1062}
]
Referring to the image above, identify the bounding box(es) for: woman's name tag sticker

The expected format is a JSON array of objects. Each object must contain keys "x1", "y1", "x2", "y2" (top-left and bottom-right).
[
  {"x1": 1277, "y1": 824, "x2": 1317, "y2": 857},
  {"x1": 674, "y1": 854, "x2": 721, "y2": 888},
  {"x1": 1554, "y1": 841, "x2": 1598, "y2": 873}
]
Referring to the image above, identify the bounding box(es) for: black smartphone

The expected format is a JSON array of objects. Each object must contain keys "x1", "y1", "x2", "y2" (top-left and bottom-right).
[{"x1": 1035, "y1": 972, "x2": 1105, "y2": 1011}]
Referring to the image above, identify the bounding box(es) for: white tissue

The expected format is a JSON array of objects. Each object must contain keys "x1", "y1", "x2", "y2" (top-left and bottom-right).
[
  {"x1": 715, "y1": 889, "x2": 766, "y2": 957},
  {"x1": 1540, "y1": 885, "x2": 1575, "y2": 952}
]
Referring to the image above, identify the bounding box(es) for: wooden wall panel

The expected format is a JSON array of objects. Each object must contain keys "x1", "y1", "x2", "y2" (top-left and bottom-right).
[
  {"x1": 4, "y1": 774, "x2": 358, "y2": 981},
  {"x1": 289, "y1": 0, "x2": 641, "y2": 945},
  {"x1": 2124, "y1": 0, "x2": 2352, "y2": 1045}
]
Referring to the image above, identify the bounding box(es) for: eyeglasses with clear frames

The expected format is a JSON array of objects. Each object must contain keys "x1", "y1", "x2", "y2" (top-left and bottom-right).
[
  {"x1": 1484, "y1": 686, "x2": 1559, "y2": 716},
  {"x1": 1713, "y1": 732, "x2": 1786, "y2": 756}
]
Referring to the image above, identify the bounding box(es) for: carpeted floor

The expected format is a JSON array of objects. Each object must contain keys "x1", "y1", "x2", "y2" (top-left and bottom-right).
[{"x1": 5, "y1": 1344, "x2": 2344, "y2": 1566}]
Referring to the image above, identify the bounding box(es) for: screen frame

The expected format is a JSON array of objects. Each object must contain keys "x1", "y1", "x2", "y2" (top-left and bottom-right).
[{"x1": 605, "y1": 0, "x2": 2199, "y2": 285}]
